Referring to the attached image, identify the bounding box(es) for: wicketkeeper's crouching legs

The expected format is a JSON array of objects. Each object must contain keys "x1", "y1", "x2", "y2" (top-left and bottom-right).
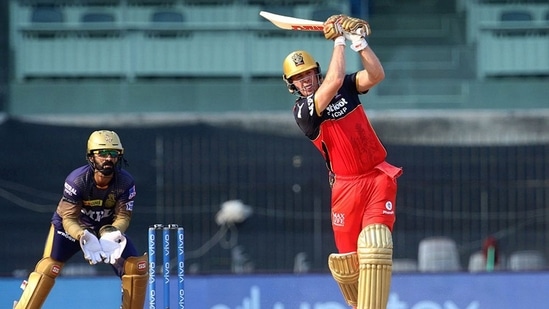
[
  {"x1": 120, "y1": 254, "x2": 149, "y2": 309},
  {"x1": 14, "y1": 257, "x2": 64, "y2": 309},
  {"x1": 329, "y1": 223, "x2": 393, "y2": 309}
]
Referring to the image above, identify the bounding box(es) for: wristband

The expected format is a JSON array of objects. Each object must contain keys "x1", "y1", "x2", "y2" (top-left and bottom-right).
[
  {"x1": 350, "y1": 38, "x2": 368, "y2": 52},
  {"x1": 334, "y1": 36, "x2": 346, "y2": 47}
]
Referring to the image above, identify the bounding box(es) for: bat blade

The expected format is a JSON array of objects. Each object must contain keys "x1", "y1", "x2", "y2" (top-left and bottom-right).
[{"x1": 259, "y1": 11, "x2": 324, "y2": 31}]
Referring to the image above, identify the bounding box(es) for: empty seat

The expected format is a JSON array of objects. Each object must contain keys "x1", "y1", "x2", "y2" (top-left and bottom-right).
[
  {"x1": 81, "y1": 12, "x2": 115, "y2": 23},
  {"x1": 151, "y1": 10, "x2": 185, "y2": 23},
  {"x1": 468, "y1": 251, "x2": 486, "y2": 272},
  {"x1": 508, "y1": 250, "x2": 545, "y2": 271},
  {"x1": 468, "y1": 250, "x2": 506, "y2": 272},
  {"x1": 500, "y1": 10, "x2": 533, "y2": 22},
  {"x1": 31, "y1": 6, "x2": 63, "y2": 23},
  {"x1": 393, "y1": 259, "x2": 418, "y2": 273},
  {"x1": 418, "y1": 236, "x2": 461, "y2": 272},
  {"x1": 311, "y1": 7, "x2": 342, "y2": 22}
]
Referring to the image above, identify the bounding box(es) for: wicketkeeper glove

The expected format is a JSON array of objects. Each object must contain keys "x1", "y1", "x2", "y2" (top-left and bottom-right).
[
  {"x1": 80, "y1": 229, "x2": 106, "y2": 265},
  {"x1": 323, "y1": 14, "x2": 345, "y2": 41},
  {"x1": 340, "y1": 16, "x2": 371, "y2": 37},
  {"x1": 99, "y1": 225, "x2": 127, "y2": 264}
]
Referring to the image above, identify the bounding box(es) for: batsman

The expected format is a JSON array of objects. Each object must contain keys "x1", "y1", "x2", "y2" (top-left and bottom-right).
[
  {"x1": 281, "y1": 15, "x2": 402, "y2": 308},
  {"x1": 13, "y1": 130, "x2": 148, "y2": 309}
]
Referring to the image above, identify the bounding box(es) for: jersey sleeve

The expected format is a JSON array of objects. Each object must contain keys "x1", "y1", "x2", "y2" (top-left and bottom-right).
[
  {"x1": 293, "y1": 95, "x2": 323, "y2": 140},
  {"x1": 57, "y1": 173, "x2": 86, "y2": 239},
  {"x1": 111, "y1": 173, "x2": 136, "y2": 233}
]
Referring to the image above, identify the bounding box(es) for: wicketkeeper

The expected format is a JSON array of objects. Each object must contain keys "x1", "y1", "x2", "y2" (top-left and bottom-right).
[
  {"x1": 282, "y1": 15, "x2": 403, "y2": 308},
  {"x1": 14, "y1": 130, "x2": 148, "y2": 309}
]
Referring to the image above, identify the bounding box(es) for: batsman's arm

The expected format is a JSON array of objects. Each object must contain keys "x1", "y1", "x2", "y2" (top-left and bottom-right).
[
  {"x1": 315, "y1": 16, "x2": 346, "y2": 114},
  {"x1": 314, "y1": 43, "x2": 346, "y2": 114},
  {"x1": 355, "y1": 46, "x2": 385, "y2": 93}
]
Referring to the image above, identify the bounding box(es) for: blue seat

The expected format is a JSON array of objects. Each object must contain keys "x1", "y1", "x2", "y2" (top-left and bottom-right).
[
  {"x1": 31, "y1": 6, "x2": 63, "y2": 23},
  {"x1": 151, "y1": 10, "x2": 185, "y2": 23},
  {"x1": 500, "y1": 10, "x2": 533, "y2": 22},
  {"x1": 81, "y1": 12, "x2": 115, "y2": 23}
]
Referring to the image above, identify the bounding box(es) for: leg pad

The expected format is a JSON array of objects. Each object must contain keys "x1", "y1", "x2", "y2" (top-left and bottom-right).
[
  {"x1": 121, "y1": 254, "x2": 149, "y2": 309},
  {"x1": 328, "y1": 252, "x2": 359, "y2": 307},
  {"x1": 357, "y1": 224, "x2": 393, "y2": 309},
  {"x1": 14, "y1": 257, "x2": 63, "y2": 309}
]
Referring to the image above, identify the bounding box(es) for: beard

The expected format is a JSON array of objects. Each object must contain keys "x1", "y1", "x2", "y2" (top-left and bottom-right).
[{"x1": 98, "y1": 162, "x2": 115, "y2": 176}]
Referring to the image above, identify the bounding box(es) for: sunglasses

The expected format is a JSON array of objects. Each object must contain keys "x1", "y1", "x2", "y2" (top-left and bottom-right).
[{"x1": 93, "y1": 149, "x2": 121, "y2": 158}]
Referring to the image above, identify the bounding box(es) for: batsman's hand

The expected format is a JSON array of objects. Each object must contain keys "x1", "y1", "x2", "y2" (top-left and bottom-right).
[
  {"x1": 80, "y1": 229, "x2": 106, "y2": 265},
  {"x1": 99, "y1": 225, "x2": 127, "y2": 264},
  {"x1": 323, "y1": 14, "x2": 344, "y2": 40},
  {"x1": 340, "y1": 16, "x2": 371, "y2": 37},
  {"x1": 343, "y1": 30, "x2": 369, "y2": 52}
]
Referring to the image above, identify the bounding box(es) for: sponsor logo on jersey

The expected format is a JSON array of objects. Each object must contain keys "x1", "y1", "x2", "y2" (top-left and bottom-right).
[
  {"x1": 129, "y1": 185, "x2": 136, "y2": 199},
  {"x1": 326, "y1": 98, "x2": 349, "y2": 119},
  {"x1": 84, "y1": 199, "x2": 103, "y2": 207},
  {"x1": 64, "y1": 182, "x2": 77, "y2": 196},
  {"x1": 83, "y1": 208, "x2": 114, "y2": 222},
  {"x1": 126, "y1": 201, "x2": 134, "y2": 211},
  {"x1": 383, "y1": 201, "x2": 394, "y2": 215},
  {"x1": 56, "y1": 230, "x2": 76, "y2": 242},
  {"x1": 307, "y1": 96, "x2": 314, "y2": 116},
  {"x1": 332, "y1": 212, "x2": 345, "y2": 226}
]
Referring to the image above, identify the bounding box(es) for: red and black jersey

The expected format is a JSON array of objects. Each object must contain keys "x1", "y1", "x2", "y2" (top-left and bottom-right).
[{"x1": 293, "y1": 73, "x2": 387, "y2": 176}]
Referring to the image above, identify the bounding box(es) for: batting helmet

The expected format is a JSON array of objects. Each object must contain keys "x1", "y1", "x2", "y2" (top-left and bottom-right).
[
  {"x1": 87, "y1": 130, "x2": 124, "y2": 155},
  {"x1": 282, "y1": 50, "x2": 319, "y2": 81},
  {"x1": 282, "y1": 50, "x2": 322, "y2": 96}
]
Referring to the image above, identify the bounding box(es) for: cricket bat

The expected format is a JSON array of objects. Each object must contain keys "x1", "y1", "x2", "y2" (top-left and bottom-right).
[{"x1": 259, "y1": 11, "x2": 324, "y2": 31}]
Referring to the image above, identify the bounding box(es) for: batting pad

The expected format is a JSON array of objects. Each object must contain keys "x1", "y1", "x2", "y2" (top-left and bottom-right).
[
  {"x1": 357, "y1": 224, "x2": 393, "y2": 309},
  {"x1": 121, "y1": 254, "x2": 149, "y2": 309},
  {"x1": 14, "y1": 257, "x2": 63, "y2": 309},
  {"x1": 328, "y1": 252, "x2": 359, "y2": 307}
]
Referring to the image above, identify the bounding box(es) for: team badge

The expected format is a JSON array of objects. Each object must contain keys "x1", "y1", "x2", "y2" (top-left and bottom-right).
[
  {"x1": 292, "y1": 52, "x2": 305, "y2": 67},
  {"x1": 104, "y1": 132, "x2": 113, "y2": 143}
]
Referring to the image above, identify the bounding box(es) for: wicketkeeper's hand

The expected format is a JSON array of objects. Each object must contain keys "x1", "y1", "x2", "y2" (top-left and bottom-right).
[
  {"x1": 80, "y1": 229, "x2": 106, "y2": 265},
  {"x1": 323, "y1": 14, "x2": 345, "y2": 40},
  {"x1": 340, "y1": 16, "x2": 371, "y2": 37},
  {"x1": 99, "y1": 225, "x2": 127, "y2": 264}
]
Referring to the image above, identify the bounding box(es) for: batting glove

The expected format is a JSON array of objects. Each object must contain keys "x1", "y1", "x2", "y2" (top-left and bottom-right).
[
  {"x1": 340, "y1": 16, "x2": 371, "y2": 37},
  {"x1": 323, "y1": 14, "x2": 344, "y2": 41},
  {"x1": 343, "y1": 31, "x2": 368, "y2": 52}
]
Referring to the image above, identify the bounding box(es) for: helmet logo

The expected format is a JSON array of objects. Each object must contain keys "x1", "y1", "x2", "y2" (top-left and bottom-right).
[
  {"x1": 292, "y1": 52, "x2": 305, "y2": 67},
  {"x1": 104, "y1": 133, "x2": 114, "y2": 144}
]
